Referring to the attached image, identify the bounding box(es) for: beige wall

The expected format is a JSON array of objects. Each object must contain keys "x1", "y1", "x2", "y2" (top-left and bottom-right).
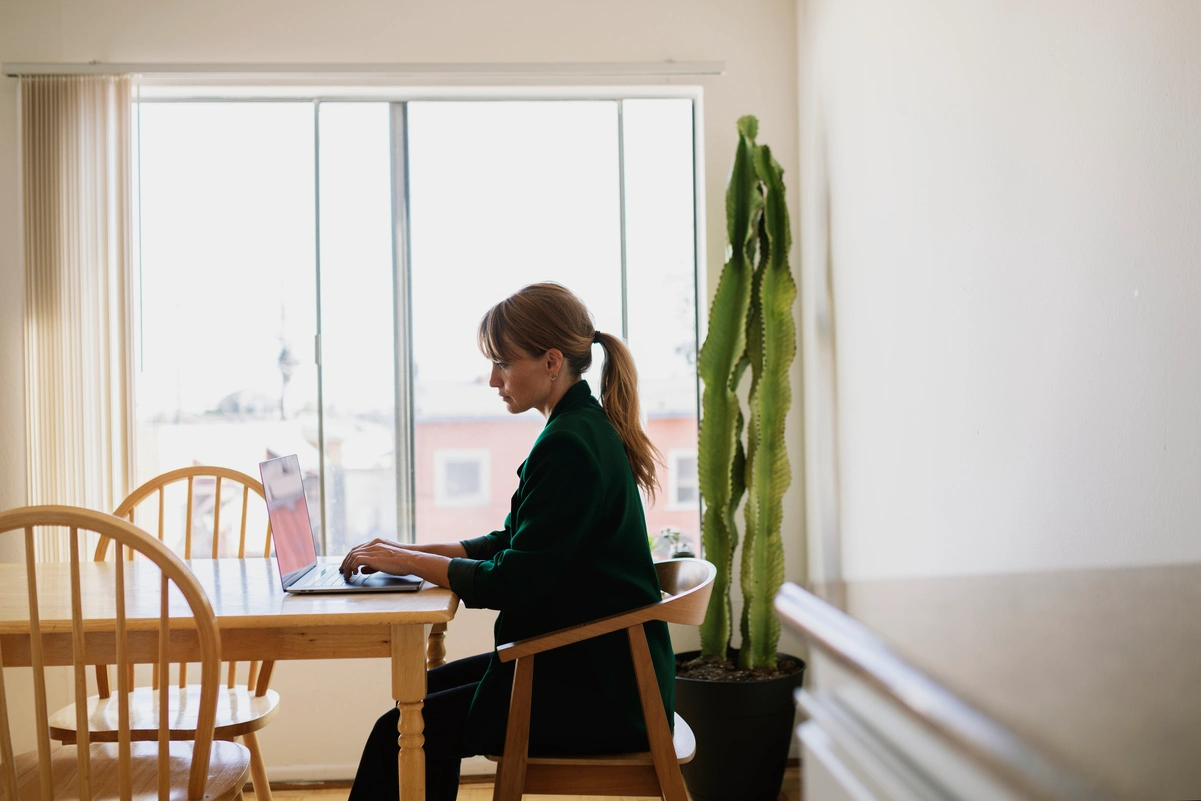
[
  {"x1": 798, "y1": 0, "x2": 1201, "y2": 580},
  {"x1": 0, "y1": 0, "x2": 802, "y2": 779},
  {"x1": 0, "y1": 38, "x2": 22, "y2": 561}
]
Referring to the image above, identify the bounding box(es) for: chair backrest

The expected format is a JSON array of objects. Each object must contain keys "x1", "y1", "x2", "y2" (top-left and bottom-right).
[
  {"x1": 99, "y1": 465, "x2": 271, "y2": 561},
  {"x1": 495, "y1": 558, "x2": 718, "y2": 666},
  {"x1": 654, "y1": 558, "x2": 717, "y2": 626},
  {"x1": 0, "y1": 505, "x2": 221, "y2": 800},
  {"x1": 97, "y1": 466, "x2": 272, "y2": 694}
]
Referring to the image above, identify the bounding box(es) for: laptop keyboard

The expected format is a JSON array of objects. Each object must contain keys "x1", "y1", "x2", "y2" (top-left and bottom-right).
[{"x1": 312, "y1": 566, "x2": 362, "y2": 587}]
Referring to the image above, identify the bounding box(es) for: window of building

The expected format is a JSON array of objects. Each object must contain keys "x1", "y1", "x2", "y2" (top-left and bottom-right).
[
  {"x1": 433, "y1": 449, "x2": 491, "y2": 508},
  {"x1": 135, "y1": 93, "x2": 700, "y2": 553},
  {"x1": 668, "y1": 449, "x2": 700, "y2": 510}
]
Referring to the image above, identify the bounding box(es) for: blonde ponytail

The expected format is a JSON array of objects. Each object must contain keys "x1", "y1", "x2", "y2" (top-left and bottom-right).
[{"x1": 593, "y1": 331, "x2": 661, "y2": 500}]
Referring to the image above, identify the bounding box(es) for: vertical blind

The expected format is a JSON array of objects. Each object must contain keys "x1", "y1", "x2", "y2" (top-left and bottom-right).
[{"x1": 20, "y1": 75, "x2": 135, "y2": 559}]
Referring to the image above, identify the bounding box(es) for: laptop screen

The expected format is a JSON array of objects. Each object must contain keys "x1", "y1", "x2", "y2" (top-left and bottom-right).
[{"x1": 259, "y1": 455, "x2": 319, "y2": 587}]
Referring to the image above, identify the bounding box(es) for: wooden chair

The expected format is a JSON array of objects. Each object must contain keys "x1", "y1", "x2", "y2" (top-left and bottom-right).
[
  {"x1": 47, "y1": 466, "x2": 279, "y2": 800},
  {"x1": 488, "y1": 557, "x2": 717, "y2": 801},
  {"x1": 0, "y1": 504, "x2": 251, "y2": 800}
]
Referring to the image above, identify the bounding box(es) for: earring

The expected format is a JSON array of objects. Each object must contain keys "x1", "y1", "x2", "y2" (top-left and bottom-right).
[{"x1": 551, "y1": 373, "x2": 558, "y2": 381}]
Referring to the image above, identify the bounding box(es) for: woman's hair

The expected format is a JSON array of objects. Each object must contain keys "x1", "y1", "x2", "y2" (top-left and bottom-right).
[{"x1": 478, "y1": 282, "x2": 661, "y2": 499}]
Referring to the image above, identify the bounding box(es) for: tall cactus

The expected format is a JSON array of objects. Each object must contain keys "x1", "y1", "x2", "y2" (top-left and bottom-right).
[{"x1": 697, "y1": 117, "x2": 795, "y2": 669}]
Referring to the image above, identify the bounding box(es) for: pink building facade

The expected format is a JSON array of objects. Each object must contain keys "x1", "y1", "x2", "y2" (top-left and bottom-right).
[{"x1": 414, "y1": 415, "x2": 700, "y2": 551}]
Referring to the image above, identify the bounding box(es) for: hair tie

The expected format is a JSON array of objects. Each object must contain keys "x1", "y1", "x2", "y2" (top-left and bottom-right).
[{"x1": 591, "y1": 330, "x2": 602, "y2": 344}]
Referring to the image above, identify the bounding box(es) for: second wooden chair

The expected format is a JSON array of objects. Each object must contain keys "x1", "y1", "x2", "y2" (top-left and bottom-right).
[{"x1": 47, "y1": 466, "x2": 280, "y2": 800}]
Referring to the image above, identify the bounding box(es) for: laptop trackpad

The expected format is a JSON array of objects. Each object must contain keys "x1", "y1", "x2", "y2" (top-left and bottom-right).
[{"x1": 362, "y1": 572, "x2": 421, "y2": 588}]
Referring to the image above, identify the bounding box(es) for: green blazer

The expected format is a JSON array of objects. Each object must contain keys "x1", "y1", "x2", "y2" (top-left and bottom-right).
[{"x1": 447, "y1": 379, "x2": 675, "y2": 757}]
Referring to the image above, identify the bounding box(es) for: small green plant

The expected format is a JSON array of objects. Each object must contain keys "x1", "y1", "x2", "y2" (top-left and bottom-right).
[
  {"x1": 660, "y1": 527, "x2": 695, "y2": 558},
  {"x1": 696, "y1": 116, "x2": 796, "y2": 670}
]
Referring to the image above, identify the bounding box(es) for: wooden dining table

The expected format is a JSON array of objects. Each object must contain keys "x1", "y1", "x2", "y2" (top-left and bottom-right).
[{"x1": 0, "y1": 556, "x2": 460, "y2": 801}]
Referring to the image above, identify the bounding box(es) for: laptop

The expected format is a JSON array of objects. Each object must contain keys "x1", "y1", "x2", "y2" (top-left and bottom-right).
[{"x1": 259, "y1": 454, "x2": 422, "y2": 594}]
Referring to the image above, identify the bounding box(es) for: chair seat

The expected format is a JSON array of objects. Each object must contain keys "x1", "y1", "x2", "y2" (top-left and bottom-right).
[
  {"x1": 487, "y1": 712, "x2": 696, "y2": 766},
  {"x1": 48, "y1": 685, "x2": 280, "y2": 742},
  {"x1": 13, "y1": 740, "x2": 250, "y2": 800}
]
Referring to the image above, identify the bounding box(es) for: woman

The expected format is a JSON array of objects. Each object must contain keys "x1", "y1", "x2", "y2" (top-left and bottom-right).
[{"x1": 341, "y1": 282, "x2": 675, "y2": 800}]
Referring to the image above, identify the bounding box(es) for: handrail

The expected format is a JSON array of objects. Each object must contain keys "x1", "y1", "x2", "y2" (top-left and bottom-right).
[{"x1": 775, "y1": 583, "x2": 1114, "y2": 801}]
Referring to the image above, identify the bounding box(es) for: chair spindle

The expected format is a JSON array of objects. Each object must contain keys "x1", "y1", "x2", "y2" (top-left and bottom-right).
[
  {"x1": 238, "y1": 485, "x2": 250, "y2": 558},
  {"x1": 185, "y1": 476, "x2": 195, "y2": 558},
  {"x1": 157, "y1": 485, "x2": 165, "y2": 542},
  {"x1": 69, "y1": 527, "x2": 94, "y2": 799},
  {"x1": 25, "y1": 526, "x2": 54, "y2": 800},
  {"x1": 0, "y1": 607, "x2": 18, "y2": 801},
  {"x1": 159, "y1": 573, "x2": 170, "y2": 799},
  {"x1": 115, "y1": 544, "x2": 133, "y2": 799},
  {"x1": 211, "y1": 478, "x2": 222, "y2": 559}
]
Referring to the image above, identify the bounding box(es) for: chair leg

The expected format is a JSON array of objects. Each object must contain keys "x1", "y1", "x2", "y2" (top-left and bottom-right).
[
  {"x1": 242, "y1": 730, "x2": 273, "y2": 801},
  {"x1": 492, "y1": 656, "x2": 535, "y2": 801},
  {"x1": 627, "y1": 625, "x2": 689, "y2": 801}
]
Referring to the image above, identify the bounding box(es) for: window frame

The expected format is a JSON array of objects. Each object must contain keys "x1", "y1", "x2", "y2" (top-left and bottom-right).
[{"x1": 133, "y1": 84, "x2": 707, "y2": 550}]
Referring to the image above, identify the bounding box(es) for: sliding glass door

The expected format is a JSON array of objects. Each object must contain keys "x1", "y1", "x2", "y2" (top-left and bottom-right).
[{"x1": 135, "y1": 96, "x2": 699, "y2": 555}]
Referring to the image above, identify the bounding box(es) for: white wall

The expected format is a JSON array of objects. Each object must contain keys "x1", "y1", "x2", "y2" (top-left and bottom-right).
[
  {"x1": 798, "y1": 0, "x2": 1201, "y2": 580},
  {"x1": 0, "y1": 0, "x2": 802, "y2": 779}
]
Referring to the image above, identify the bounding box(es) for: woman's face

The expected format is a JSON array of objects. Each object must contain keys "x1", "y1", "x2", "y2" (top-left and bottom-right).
[{"x1": 488, "y1": 346, "x2": 555, "y2": 416}]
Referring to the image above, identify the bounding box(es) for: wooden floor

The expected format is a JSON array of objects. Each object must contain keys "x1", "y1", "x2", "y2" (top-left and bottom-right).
[{"x1": 248, "y1": 766, "x2": 803, "y2": 801}]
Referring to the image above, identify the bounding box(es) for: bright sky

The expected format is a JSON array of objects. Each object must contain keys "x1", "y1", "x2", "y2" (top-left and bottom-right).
[{"x1": 135, "y1": 98, "x2": 697, "y2": 421}]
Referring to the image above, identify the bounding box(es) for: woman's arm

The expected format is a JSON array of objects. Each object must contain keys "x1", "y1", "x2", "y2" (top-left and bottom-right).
[
  {"x1": 397, "y1": 541, "x2": 468, "y2": 558},
  {"x1": 338, "y1": 539, "x2": 466, "y2": 588}
]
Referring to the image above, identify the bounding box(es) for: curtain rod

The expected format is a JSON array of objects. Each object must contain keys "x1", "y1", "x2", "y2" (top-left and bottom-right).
[{"x1": 3, "y1": 61, "x2": 724, "y2": 78}]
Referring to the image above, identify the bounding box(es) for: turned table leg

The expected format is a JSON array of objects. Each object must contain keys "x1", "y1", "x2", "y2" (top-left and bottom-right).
[
  {"x1": 392, "y1": 624, "x2": 427, "y2": 801},
  {"x1": 426, "y1": 622, "x2": 447, "y2": 669}
]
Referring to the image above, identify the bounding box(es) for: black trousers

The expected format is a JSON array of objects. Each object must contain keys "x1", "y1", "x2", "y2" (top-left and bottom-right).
[{"x1": 348, "y1": 652, "x2": 490, "y2": 801}]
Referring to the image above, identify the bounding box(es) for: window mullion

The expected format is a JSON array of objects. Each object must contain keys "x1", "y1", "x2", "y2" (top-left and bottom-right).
[
  {"x1": 313, "y1": 98, "x2": 329, "y2": 553},
  {"x1": 389, "y1": 102, "x2": 417, "y2": 544},
  {"x1": 617, "y1": 99, "x2": 629, "y2": 341}
]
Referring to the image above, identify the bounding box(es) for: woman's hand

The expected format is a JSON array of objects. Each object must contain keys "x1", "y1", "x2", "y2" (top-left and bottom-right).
[
  {"x1": 340, "y1": 538, "x2": 454, "y2": 588},
  {"x1": 340, "y1": 538, "x2": 417, "y2": 579}
]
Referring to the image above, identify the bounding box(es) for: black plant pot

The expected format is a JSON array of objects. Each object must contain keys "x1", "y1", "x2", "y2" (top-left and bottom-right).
[{"x1": 675, "y1": 649, "x2": 805, "y2": 801}]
